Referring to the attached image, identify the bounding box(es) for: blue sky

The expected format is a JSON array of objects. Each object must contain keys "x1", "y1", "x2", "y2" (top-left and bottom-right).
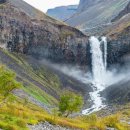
[{"x1": 24, "y1": 0, "x2": 80, "y2": 13}]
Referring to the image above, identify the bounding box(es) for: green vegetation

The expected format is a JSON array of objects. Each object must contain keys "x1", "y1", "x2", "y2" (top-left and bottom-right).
[
  {"x1": 0, "y1": 49, "x2": 61, "y2": 105},
  {"x1": 59, "y1": 90, "x2": 83, "y2": 117},
  {"x1": 0, "y1": 64, "x2": 130, "y2": 130},
  {"x1": 0, "y1": 65, "x2": 20, "y2": 104}
]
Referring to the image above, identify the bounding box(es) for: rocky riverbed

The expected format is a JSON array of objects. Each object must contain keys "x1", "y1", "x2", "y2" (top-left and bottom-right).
[
  {"x1": 28, "y1": 122, "x2": 75, "y2": 130},
  {"x1": 28, "y1": 122, "x2": 118, "y2": 130}
]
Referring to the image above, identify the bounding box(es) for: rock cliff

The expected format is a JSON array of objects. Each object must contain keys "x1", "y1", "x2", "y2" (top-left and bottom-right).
[{"x1": 0, "y1": 0, "x2": 88, "y2": 65}]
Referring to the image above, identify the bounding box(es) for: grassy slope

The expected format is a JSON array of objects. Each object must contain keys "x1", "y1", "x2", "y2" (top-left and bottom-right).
[
  {"x1": 0, "y1": 48, "x2": 61, "y2": 106},
  {"x1": 0, "y1": 91, "x2": 130, "y2": 130}
]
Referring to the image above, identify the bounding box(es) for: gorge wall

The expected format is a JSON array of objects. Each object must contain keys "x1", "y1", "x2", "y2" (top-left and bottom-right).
[{"x1": 0, "y1": 1, "x2": 88, "y2": 65}]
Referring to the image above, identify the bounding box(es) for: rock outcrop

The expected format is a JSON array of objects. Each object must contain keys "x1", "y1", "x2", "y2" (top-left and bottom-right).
[
  {"x1": 104, "y1": 14, "x2": 130, "y2": 65},
  {"x1": 47, "y1": 5, "x2": 78, "y2": 21},
  {"x1": 103, "y1": 78, "x2": 130, "y2": 104},
  {"x1": 0, "y1": 0, "x2": 88, "y2": 65}
]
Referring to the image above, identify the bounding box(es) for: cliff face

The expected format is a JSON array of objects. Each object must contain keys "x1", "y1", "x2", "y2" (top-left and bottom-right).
[
  {"x1": 47, "y1": 5, "x2": 78, "y2": 21},
  {"x1": 100, "y1": 2, "x2": 130, "y2": 104},
  {"x1": 0, "y1": 1, "x2": 88, "y2": 65},
  {"x1": 103, "y1": 2, "x2": 130, "y2": 65}
]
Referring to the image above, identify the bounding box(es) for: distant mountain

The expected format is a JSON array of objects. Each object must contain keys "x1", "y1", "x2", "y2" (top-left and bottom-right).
[
  {"x1": 66, "y1": 0, "x2": 130, "y2": 34},
  {"x1": 47, "y1": 5, "x2": 78, "y2": 21}
]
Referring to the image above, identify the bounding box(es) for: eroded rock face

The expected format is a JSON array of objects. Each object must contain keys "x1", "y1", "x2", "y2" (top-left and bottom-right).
[
  {"x1": 107, "y1": 40, "x2": 130, "y2": 65},
  {"x1": 106, "y1": 25, "x2": 130, "y2": 65},
  {"x1": 0, "y1": 3, "x2": 88, "y2": 65}
]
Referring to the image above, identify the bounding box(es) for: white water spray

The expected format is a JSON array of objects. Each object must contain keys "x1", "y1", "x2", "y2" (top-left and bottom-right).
[{"x1": 82, "y1": 36, "x2": 107, "y2": 115}]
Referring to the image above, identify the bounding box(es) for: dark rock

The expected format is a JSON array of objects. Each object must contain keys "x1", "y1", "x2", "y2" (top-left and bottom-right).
[{"x1": 0, "y1": 0, "x2": 6, "y2": 4}]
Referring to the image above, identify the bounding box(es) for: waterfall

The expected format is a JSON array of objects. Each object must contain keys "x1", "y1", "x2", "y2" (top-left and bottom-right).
[
  {"x1": 90, "y1": 36, "x2": 107, "y2": 85},
  {"x1": 102, "y1": 37, "x2": 107, "y2": 69},
  {"x1": 82, "y1": 36, "x2": 107, "y2": 115}
]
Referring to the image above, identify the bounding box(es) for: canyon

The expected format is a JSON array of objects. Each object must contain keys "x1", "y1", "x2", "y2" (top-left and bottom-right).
[{"x1": 1, "y1": 0, "x2": 130, "y2": 129}]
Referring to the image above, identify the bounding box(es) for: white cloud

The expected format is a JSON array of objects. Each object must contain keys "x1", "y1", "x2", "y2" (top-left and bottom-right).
[{"x1": 23, "y1": 0, "x2": 80, "y2": 13}]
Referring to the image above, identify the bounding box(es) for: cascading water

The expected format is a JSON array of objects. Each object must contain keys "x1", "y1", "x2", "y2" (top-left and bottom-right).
[
  {"x1": 82, "y1": 36, "x2": 108, "y2": 115},
  {"x1": 90, "y1": 36, "x2": 107, "y2": 85},
  {"x1": 102, "y1": 37, "x2": 107, "y2": 69}
]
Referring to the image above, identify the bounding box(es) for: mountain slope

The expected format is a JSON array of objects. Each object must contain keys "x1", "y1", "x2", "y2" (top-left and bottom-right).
[
  {"x1": 47, "y1": 5, "x2": 78, "y2": 21},
  {"x1": 77, "y1": 0, "x2": 102, "y2": 13},
  {"x1": 8, "y1": 0, "x2": 63, "y2": 24},
  {"x1": 66, "y1": 0, "x2": 130, "y2": 34}
]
